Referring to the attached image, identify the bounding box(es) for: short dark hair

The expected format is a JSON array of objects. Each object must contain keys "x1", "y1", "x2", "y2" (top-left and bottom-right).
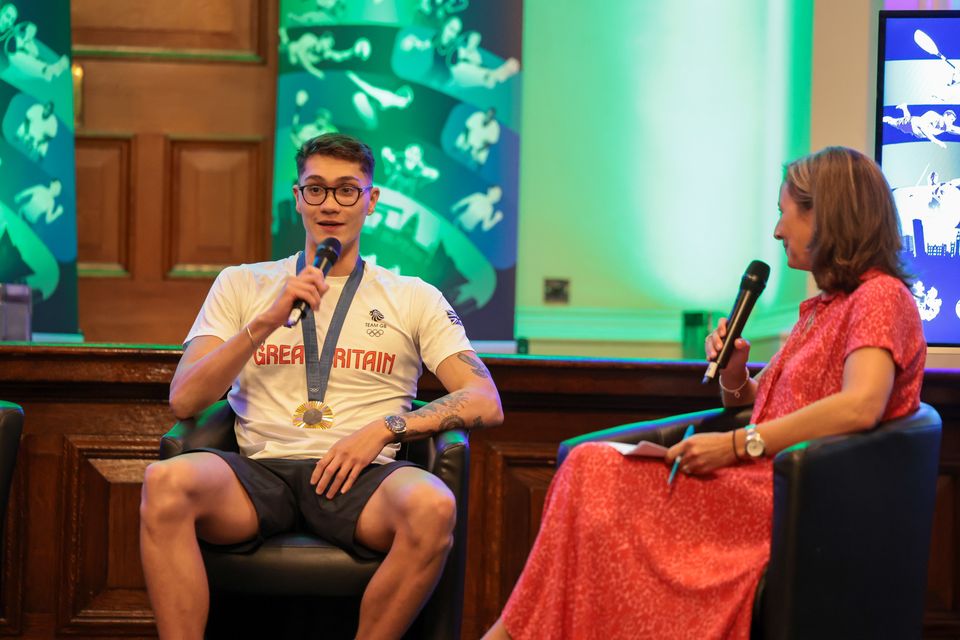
[
  {"x1": 784, "y1": 146, "x2": 910, "y2": 293},
  {"x1": 295, "y1": 133, "x2": 375, "y2": 181}
]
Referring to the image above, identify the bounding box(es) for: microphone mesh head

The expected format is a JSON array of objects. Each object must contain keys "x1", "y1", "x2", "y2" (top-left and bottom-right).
[
  {"x1": 319, "y1": 237, "x2": 342, "y2": 261},
  {"x1": 742, "y1": 260, "x2": 770, "y2": 292}
]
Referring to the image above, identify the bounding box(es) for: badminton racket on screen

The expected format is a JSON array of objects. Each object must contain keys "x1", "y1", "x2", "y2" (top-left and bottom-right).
[{"x1": 915, "y1": 29, "x2": 956, "y2": 69}]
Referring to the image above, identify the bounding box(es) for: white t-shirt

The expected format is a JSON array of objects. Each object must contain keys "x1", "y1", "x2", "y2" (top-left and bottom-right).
[{"x1": 185, "y1": 255, "x2": 473, "y2": 463}]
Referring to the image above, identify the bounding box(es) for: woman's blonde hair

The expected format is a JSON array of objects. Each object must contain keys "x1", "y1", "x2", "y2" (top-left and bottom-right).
[{"x1": 783, "y1": 146, "x2": 910, "y2": 293}]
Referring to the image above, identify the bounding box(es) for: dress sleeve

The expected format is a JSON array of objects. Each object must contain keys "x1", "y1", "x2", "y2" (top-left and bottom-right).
[{"x1": 843, "y1": 277, "x2": 922, "y2": 371}]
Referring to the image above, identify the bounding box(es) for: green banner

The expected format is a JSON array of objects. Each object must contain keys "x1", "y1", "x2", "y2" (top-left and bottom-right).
[
  {"x1": 0, "y1": 0, "x2": 78, "y2": 336},
  {"x1": 272, "y1": 0, "x2": 522, "y2": 341}
]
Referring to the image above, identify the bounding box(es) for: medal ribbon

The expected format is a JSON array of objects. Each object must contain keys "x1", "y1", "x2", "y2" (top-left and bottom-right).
[{"x1": 296, "y1": 250, "x2": 365, "y2": 403}]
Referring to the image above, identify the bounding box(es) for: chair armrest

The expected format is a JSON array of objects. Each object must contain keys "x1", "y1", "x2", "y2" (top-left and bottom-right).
[
  {"x1": 557, "y1": 406, "x2": 753, "y2": 467},
  {"x1": 403, "y1": 429, "x2": 469, "y2": 495},
  {"x1": 398, "y1": 399, "x2": 470, "y2": 494},
  {"x1": 430, "y1": 429, "x2": 469, "y2": 495},
  {"x1": 159, "y1": 400, "x2": 238, "y2": 459},
  {"x1": 0, "y1": 402, "x2": 23, "y2": 537},
  {"x1": 761, "y1": 402, "x2": 942, "y2": 639}
]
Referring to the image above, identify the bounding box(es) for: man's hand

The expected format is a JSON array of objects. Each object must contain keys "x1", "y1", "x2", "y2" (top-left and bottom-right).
[
  {"x1": 310, "y1": 421, "x2": 393, "y2": 498},
  {"x1": 258, "y1": 265, "x2": 330, "y2": 330},
  {"x1": 665, "y1": 431, "x2": 739, "y2": 476}
]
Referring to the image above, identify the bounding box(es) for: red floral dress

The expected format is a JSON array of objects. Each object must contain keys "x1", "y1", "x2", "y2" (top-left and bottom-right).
[{"x1": 502, "y1": 272, "x2": 925, "y2": 639}]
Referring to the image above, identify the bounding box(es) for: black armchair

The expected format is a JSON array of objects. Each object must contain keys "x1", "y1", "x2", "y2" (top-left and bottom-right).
[
  {"x1": 0, "y1": 402, "x2": 22, "y2": 546},
  {"x1": 558, "y1": 402, "x2": 942, "y2": 640},
  {"x1": 159, "y1": 400, "x2": 470, "y2": 640}
]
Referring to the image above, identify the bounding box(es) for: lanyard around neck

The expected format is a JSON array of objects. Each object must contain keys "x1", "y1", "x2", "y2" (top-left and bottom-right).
[{"x1": 295, "y1": 250, "x2": 364, "y2": 401}]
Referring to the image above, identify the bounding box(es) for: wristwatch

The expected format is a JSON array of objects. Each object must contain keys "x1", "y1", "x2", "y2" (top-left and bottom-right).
[
  {"x1": 744, "y1": 424, "x2": 766, "y2": 459},
  {"x1": 384, "y1": 415, "x2": 407, "y2": 439}
]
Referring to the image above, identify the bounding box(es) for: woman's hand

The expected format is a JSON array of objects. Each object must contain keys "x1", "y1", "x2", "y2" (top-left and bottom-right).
[
  {"x1": 706, "y1": 317, "x2": 751, "y2": 377},
  {"x1": 665, "y1": 432, "x2": 739, "y2": 476}
]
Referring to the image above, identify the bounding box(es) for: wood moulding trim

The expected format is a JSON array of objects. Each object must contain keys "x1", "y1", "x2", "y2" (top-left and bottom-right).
[
  {"x1": 78, "y1": 262, "x2": 130, "y2": 278},
  {"x1": 167, "y1": 134, "x2": 266, "y2": 143},
  {"x1": 75, "y1": 131, "x2": 136, "y2": 141},
  {"x1": 71, "y1": 46, "x2": 264, "y2": 65},
  {"x1": 167, "y1": 263, "x2": 229, "y2": 278},
  {"x1": 0, "y1": 345, "x2": 180, "y2": 388}
]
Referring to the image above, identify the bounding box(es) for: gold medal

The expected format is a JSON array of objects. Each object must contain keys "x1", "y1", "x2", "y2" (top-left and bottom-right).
[{"x1": 292, "y1": 400, "x2": 335, "y2": 429}]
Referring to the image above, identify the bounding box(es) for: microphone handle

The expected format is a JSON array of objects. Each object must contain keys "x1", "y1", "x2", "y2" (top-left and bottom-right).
[
  {"x1": 702, "y1": 289, "x2": 761, "y2": 383},
  {"x1": 284, "y1": 254, "x2": 336, "y2": 328}
]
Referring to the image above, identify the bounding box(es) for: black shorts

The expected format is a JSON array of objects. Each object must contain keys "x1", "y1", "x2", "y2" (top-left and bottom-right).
[{"x1": 184, "y1": 448, "x2": 418, "y2": 559}]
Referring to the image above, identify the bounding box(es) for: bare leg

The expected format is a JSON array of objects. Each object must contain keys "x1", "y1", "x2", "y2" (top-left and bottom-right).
[
  {"x1": 482, "y1": 617, "x2": 513, "y2": 640},
  {"x1": 139, "y1": 453, "x2": 259, "y2": 639},
  {"x1": 352, "y1": 466, "x2": 457, "y2": 639}
]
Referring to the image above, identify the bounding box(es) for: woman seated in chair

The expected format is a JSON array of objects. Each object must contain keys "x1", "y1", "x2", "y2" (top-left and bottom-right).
[{"x1": 483, "y1": 146, "x2": 926, "y2": 640}]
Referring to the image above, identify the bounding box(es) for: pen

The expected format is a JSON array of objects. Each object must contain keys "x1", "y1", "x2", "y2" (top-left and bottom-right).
[{"x1": 667, "y1": 424, "x2": 696, "y2": 485}]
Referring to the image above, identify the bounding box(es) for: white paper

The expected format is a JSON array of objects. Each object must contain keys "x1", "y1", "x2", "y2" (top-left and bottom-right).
[{"x1": 603, "y1": 440, "x2": 669, "y2": 458}]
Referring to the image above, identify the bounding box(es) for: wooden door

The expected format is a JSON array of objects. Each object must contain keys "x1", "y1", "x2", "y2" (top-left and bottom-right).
[{"x1": 72, "y1": 0, "x2": 277, "y2": 344}]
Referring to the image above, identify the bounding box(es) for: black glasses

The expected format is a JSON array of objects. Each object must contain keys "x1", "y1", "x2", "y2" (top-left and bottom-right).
[{"x1": 297, "y1": 184, "x2": 372, "y2": 206}]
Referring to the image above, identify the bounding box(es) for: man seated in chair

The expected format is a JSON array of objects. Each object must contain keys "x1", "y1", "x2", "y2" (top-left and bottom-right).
[{"x1": 139, "y1": 132, "x2": 503, "y2": 640}]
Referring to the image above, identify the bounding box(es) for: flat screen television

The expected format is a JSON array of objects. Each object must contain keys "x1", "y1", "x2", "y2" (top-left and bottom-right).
[{"x1": 877, "y1": 10, "x2": 960, "y2": 368}]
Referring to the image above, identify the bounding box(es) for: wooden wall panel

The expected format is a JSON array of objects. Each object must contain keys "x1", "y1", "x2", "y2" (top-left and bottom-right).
[
  {"x1": 0, "y1": 455, "x2": 24, "y2": 634},
  {"x1": 74, "y1": 61, "x2": 278, "y2": 136},
  {"x1": 72, "y1": 0, "x2": 264, "y2": 59},
  {"x1": 0, "y1": 348, "x2": 958, "y2": 638},
  {"x1": 927, "y1": 475, "x2": 955, "y2": 612},
  {"x1": 57, "y1": 436, "x2": 155, "y2": 634},
  {"x1": 168, "y1": 141, "x2": 264, "y2": 276},
  {"x1": 75, "y1": 136, "x2": 132, "y2": 276},
  {"x1": 78, "y1": 280, "x2": 212, "y2": 344},
  {"x1": 479, "y1": 442, "x2": 555, "y2": 621}
]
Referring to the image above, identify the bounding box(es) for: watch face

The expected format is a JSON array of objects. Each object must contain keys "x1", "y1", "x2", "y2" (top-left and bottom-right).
[
  {"x1": 745, "y1": 432, "x2": 765, "y2": 457},
  {"x1": 386, "y1": 415, "x2": 406, "y2": 433}
]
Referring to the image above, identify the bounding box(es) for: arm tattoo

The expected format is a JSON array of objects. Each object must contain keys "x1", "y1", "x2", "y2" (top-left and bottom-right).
[
  {"x1": 409, "y1": 390, "x2": 470, "y2": 418},
  {"x1": 400, "y1": 391, "x2": 486, "y2": 440},
  {"x1": 439, "y1": 415, "x2": 467, "y2": 432},
  {"x1": 457, "y1": 352, "x2": 491, "y2": 379}
]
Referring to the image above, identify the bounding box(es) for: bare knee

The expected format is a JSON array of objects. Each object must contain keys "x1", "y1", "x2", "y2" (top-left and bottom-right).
[
  {"x1": 397, "y1": 483, "x2": 456, "y2": 556},
  {"x1": 140, "y1": 460, "x2": 200, "y2": 532}
]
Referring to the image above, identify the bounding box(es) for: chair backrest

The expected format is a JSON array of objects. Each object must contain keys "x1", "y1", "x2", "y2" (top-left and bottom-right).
[
  {"x1": 161, "y1": 399, "x2": 429, "y2": 460},
  {"x1": 0, "y1": 402, "x2": 24, "y2": 545},
  {"x1": 761, "y1": 402, "x2": 942, "y2": 640},
  {"x1": 160, "y1": 400, "x2": 238, "y2": 459}
]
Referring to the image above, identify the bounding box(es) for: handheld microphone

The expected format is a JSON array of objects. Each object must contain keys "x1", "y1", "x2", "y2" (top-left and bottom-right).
[
  {"x1": 702, "y1": 260, "x2": 770, "y2": 384},
  {"x1": 285, "y1": 237, "x2": 342, "y2": 328}
]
